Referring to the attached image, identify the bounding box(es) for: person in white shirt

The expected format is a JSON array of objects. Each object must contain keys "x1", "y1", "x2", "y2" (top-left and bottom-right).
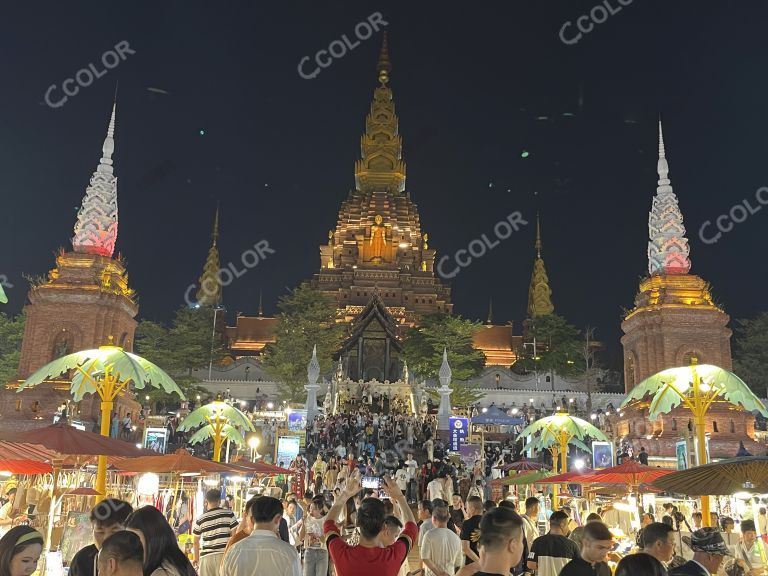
[
  {"x1": 222, "y1": 496, "x2": 301, "y2": 576},
  {"x1": 404, "y1": 454, "x2": 418, "y2": 503},
  {"x1": 283, "y1": 501, "x2": 302, "y2": 547},
  {"x1": 421, "y1": 505, "x2": 463, "y2": 576},
  {"x1": 418, "y1": 500, "x2": 435, "y2": 548},
  {"x1": 298, "y1": 496, "x2": 327, "y2": 576},
  {"x1": 425, "y1": 438, "x2": 435, "y2": 462},
  {"x1": 335, "y1": 443, "x2": 347, "y2": 459},
  {"x1": 0, "y1": 489, "x2": 26, "y2": 539},
  {"x1": 395, "y1": 466, "x2": 408, "y2": 494},
  {"x1": 427, "y1": 477, "x2": 444, "y2": 502}
]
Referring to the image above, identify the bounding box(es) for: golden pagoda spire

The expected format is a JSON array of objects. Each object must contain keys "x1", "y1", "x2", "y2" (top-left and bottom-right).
[
  {"x1": 258, "y1": 289, "x2": 263, "y2": 317},
  {"x1": 195, "y1": 206, "x2": 222, "y2": 307},
  {"x1": 486, "y1": 298, "x2": 493, "y2": 325},
  {"x1": 354, "y1": 33, "x2": 406, "y2": 193},
  {"x1": 527, "y1": 214, "x2": 554, "y2": 317}
]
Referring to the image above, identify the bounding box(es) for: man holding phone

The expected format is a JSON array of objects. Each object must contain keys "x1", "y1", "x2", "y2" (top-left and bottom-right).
[{"x1": 324, "y1": 469, "x2": 418, "y2": 576}]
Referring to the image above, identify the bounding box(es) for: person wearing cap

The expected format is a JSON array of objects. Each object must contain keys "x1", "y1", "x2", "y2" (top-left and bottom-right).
[
  {"x1": 559, "y1": 521, "x2": 613, "y2": 576},
  {"x1": 669, "y1": 527, "x2": 732, "y2": 576},
  {"x1": 738, "y1": 520, "x2": 765, "y2": 576}
]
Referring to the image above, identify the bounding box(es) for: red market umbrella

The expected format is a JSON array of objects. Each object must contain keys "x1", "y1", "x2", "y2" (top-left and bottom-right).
[
  {"x1": 539, "y1": 468, "x2": 596, "y2": 483},
  {"x1": 0, "y1": 441, "x2": 57, "y2": 462},
  {"x1": 0, "y1": 459, "x2": 52, "y2": 475},
  {"x1": 233, "y1": 460, "x2": 292, "y2": 475},
  {"x1": 581, "y1": 460, "x2": 674, "y2": 486},
  {"x1": 9, "y1": 423, "x2": 149, "y2": 457},
  {"x1": 114, "y1": 450, "x2": 243, "y2": 475},
  {"x1": 496, "y1": 460, "x2": 551, "y2": 472}
]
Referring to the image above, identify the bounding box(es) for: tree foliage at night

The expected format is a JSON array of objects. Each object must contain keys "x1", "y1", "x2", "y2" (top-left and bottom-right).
[
  {"x1": 517, "y1": 314, "x2": 583, "y2": 378},
  {"x1": 261, "y1": 285, "x2": 345, "y2": 403},
  {"x1": 403, "y1": 313, "x2": 486, "y2": 408},
  {"x1": 733, "y1": 311, "x2": 768, "y2": 397},
  {"x1": 135, "y1": 306, "x2": 225, "y2": 408},
  {"x1": 0, "y1": 312, "x2": 24, "y2": 385}
]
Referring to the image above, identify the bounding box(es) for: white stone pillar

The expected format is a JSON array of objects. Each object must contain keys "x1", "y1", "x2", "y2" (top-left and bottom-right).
[
  {"x1": 305, "y1": 345, "x2": 321, "y2": 425},
  {"x1": 437, "y1": 348, "x2": 453, "y2": 431}
]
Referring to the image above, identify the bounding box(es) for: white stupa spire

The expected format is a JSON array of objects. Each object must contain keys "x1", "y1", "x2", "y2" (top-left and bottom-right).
[
  {"x1": 72, "y1": 103, "x2": 119, "y2": 258},
  {"x1": 647, "y1": 120, "x2": 691, "y2": 275}
]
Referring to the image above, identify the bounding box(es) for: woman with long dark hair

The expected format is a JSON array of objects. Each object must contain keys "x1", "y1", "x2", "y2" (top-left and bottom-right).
[
  {"x1": 125, "y1": 506, "x2": 196, "y2": 576},
  {"x1": 0, "y1": 526, "x2": 43, "y2": 576}
]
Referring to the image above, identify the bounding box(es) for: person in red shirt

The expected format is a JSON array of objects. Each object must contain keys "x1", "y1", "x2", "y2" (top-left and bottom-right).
[{"x1": 324, "y1": 469, "x2": 418, "y2": 576}]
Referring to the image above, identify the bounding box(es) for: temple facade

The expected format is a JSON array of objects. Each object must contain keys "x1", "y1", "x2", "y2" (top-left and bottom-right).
[
  {"x1": 309, "y1": 35, "x2": 452, "y2": 327},
  {"x1": 225, "y1": 37, "x2": 535, "y2": 373},
  {"x1": 618, "y1": 122, "x2": 757, "y2": 460},
  {"x1": 1, "y1": 105, "x2": 140, "y2": 431}
]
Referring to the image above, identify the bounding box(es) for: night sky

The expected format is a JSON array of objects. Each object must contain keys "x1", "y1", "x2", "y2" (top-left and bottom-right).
[{"x1": 2, "y1": 2, "x2": 768, "y2": 369}]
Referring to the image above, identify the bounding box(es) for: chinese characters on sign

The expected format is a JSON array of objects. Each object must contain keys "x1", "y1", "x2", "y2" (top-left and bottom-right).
[{"x1": 449, "y1": 417, "x2": 468, "y2": 452}]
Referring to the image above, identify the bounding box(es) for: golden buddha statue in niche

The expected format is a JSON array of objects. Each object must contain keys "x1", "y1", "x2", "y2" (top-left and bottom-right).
[{"x1": 370, "y1": 214, "x2": 387, "y2": 260}]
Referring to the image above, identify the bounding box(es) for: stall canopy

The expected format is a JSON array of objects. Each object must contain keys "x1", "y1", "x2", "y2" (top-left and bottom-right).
[
  {"x1": 580, "y1": 461, "x2": 674, "y2": 486},
  {"x1": 491, "y1": 470, "x2": 552, "y2": 486},
  {"x1": 233, "y1": 460, "x2": 292, "y2": 475},
  {"x1": 472, "y1": 406, "x2": 525, "y2": 425},
  {"x1": 9, "y1": 423, "x2": 150, "y2": 457},
  {"x1": 115, "y1": 449, "x2": 244, "y2": 475},
  {"x1": 0, "y1": 459, "x2": 52, "y2": 475},
  {"x1": 651, "y1": 456, "x2": 768, "y2": 495},
  {"x1": 496, "y1": 459, "x2": 551, "y2": 472}
]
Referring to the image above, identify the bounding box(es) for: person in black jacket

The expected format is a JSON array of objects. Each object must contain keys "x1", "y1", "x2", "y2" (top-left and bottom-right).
[
  {"x1": 669, "y1": 528, "x2": 732, "y2": 576},
  {"x1": 69, "y1": 499, "x2": 133, "y2": 576}
]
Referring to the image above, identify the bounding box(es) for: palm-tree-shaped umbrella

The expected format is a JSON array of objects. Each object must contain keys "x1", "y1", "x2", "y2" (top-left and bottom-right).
[
  {"x1": 17, "y1": 341, "x2": 184, "y2": 499},
  {"x1": 520, "y1": 412, "x2": 607, "y2": 503},
  {"x1": 177, "y1": 400, "x2": 255, "y2": 462},
  {"x1": 189, "y1": 423, "x2": 245, "y2": 448},
  {"x1": 621, "y1": 357, "x2": 768, "y2": 526}
]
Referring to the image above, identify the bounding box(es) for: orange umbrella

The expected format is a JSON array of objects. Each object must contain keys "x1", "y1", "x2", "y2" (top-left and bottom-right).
[
  {"x1": 0, "y1": 459, "x2": 52, "y2": 474},
  {"x1": 114, "y1": 450, "x2": 243, "y2": 475},
  {"x1": 580, "y1": 460, "x2": 673, "y2": 486},
  {"x1": 539, "y1": 468, "x2": 596, "y2": 483},
  {"x1": 232, "y1": 460, "x2": 292, "y2": 475},
  {"x1": 0, "y1": 441, "x2": 57, "y2": 462},
  {"x1": 9, "y1": 423, "x2": 149, "y2": 457}
]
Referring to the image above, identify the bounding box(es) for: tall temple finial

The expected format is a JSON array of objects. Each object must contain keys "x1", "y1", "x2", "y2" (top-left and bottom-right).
[
  {"x1": 647, "y1": 120, "x2": 691, "y2": 276},
  {"x1": 258, "y1": 289, "x2": 263, "y2": 317},
  {"x1": 486, "y1": 298, "x2": 493, "y2": 325},
  {"x1": 535, "y1": 213, "x2": 542, "y2": 259},
  {"x1": 377, "y1": 31, "x2": 391, "y2": 85},
  {"x1": 527, "y1": 214, "x2": 554, "y2": 318},
  {"x1": 355, "y1": 33, "x2": 406, "y2": 193},
  {"x1": 72, "y1": 103, "x2": 119, "y2": 257},
  {"x1": 212, "y1": 203, "x2": 220, "y2": 247},
  {"x1": 196, "y1": 206, "x2": 222, "y2": 307}
]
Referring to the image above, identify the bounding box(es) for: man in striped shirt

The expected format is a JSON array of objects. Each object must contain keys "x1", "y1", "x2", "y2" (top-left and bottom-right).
[{"x1": 193, "y1": 489, "x2": 239, "y2": 576}]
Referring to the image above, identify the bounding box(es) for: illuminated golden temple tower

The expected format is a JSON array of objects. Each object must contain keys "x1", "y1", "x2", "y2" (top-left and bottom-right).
[
  {"x1": 2, "y1": 104, "x2": 139, "y2": 428},
  {"x1": 311, "y1": 34, "x2": 452, "y2": 325},
  {"x1": 618, "y1": 123, "x2": 752, "y2": 460},
  {"x1": 527, "y1": 216, "x2": 554, "y2": 318}
]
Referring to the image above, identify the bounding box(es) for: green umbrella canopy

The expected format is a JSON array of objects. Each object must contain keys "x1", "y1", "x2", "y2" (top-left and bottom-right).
[
  {"x1": 520, "y1": 413, "x2": 608, "y2": 444},
  {"x1": 524, "y1": 433, "x2": 592, "y2": 454},
  {"x1": 621, "y1": 364, "x2": 768, "y2": 420},
  {"x1": 18, "y1": 345, "x2": 184, "y2": 401},
  {"x1": 0, "y1": 283, "x2": 7, "y2": 304},
  {"x1": 495, "y1": 470, "x2": 552, "y2": 486},
  {"x1": 177, "y1": 401, "x2": 255, "y2": 433},
  {"x1": 188, "y1": 423, "x2": 246, "y2": 447}
]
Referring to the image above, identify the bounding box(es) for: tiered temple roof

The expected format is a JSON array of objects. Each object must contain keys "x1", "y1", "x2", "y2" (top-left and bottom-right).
[{"x1": 310, "y1": 34, "x2": 452, "y2": 326}]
